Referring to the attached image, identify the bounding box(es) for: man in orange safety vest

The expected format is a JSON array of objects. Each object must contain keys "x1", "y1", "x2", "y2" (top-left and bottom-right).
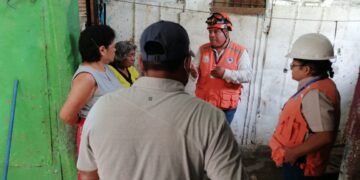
[{"x1": 190, "y1": 12, "x2": 252, "y2": 124}]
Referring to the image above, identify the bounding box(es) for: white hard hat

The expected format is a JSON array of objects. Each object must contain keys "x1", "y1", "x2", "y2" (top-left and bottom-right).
[{"x1": 286, "y1": 33, "x2": 335, "y2": 60}]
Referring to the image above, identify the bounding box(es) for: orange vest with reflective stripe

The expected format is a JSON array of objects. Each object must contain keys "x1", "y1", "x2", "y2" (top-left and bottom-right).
[
  {"x1": 269, "y1": 78, "x2": 340, "y2": 176},
  {"x1": 195, "y1": 42, "x2": 245, "y2": 109}
]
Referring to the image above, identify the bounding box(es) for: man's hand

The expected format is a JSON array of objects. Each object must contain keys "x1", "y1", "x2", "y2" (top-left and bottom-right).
[
  {"x1": 284, "y1": 147, "x2": 300, "y2": 165},
  {"x1": 210, "y1": 66, "x2": 225, "y2": 78}
]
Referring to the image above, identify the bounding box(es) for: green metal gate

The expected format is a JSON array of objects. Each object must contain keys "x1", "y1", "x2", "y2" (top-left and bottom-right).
[{"x1": 0, "y1": 1, "x2": 80, "y2": 179}]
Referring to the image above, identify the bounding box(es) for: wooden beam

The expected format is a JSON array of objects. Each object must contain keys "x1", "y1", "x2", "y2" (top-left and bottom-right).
[
  {"x1": 211, "y1": 7, "x2": 265, "y2": 15},
  {"x1": 86, "y1": 0, "x2": 99, "y2": 26}
]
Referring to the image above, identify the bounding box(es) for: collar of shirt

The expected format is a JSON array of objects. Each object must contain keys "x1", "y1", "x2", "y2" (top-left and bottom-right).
[
  {"x1": 213, "y1": 48, "x2": 224, "y2": 60},
  {"x1": 212, "y1": 40, "x2": 231, "y2": 60},
  {"x1": 132, "y1": 77, "x2": 185, "y2": 92},
  {"x1": 297, "y1": 76, "x2": 321, "y2": 90}
]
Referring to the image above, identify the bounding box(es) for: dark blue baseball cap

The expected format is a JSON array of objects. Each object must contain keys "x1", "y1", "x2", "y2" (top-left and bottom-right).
[{"x1": 140, "y1": 21, "x2": 193, "y2": 63}]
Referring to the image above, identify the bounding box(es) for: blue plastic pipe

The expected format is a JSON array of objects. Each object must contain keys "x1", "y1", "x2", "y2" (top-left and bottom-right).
[{"x1": 2, "y1": 80, "x2": 19, "y2": 180}]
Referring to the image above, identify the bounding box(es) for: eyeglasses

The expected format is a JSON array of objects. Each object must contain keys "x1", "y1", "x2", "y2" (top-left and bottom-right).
[{"x1": 290, "y1": 64, "x2": 304, "y2": 69}]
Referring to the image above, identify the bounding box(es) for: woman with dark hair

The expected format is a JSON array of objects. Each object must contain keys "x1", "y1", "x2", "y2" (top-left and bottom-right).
[
  {"x1": 108, "y1": 41, "x2": 139, "y2": 87},
  {"x1": 269, "y1": 33, "x2": 340, "y2": 179},
  {"x1": 60, "y1": 25, "x2": 121, "y2": 152}
]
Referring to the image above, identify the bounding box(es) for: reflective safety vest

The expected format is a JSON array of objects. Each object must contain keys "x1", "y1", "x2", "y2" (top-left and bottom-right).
[
  {"x1": 269, "y1": 78, "x2": 340, "y2": 176},
  {"x1": 195, "y1": 42, "x2": 246, "y2": 109},
  {"x1": 108, "y1": 65, "x2": 139, "y2": 88}
]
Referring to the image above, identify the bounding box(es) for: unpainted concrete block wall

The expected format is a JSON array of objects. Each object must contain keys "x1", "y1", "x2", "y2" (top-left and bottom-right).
[{"x1": 106, "y1": 0, "x2": 360, "y2": 145}]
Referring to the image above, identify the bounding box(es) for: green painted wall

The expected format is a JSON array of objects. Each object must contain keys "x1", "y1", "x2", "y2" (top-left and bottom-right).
[{"x1": 0, "y1": 0, "x2": 80, "y2": 179}]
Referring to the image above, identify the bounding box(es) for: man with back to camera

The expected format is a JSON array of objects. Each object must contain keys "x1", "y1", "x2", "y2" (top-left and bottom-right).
[
  {"x1": 190, "y1": 12, "x2": 252, "y2": 124},
  {"x1": 77, "y1": 20, "x2": 242, "y2": 180}
]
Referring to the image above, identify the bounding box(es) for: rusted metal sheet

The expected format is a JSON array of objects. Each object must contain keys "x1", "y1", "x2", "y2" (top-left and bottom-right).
[{"x1": 339, "y1": 67, "x2": 360, "y2": 180}]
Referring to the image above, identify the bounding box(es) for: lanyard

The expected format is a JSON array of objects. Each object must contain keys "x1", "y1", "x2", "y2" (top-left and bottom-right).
[
  {"x1": 213, "y1": 49, "x2": 224, "y2": 64},
  {"x1": 291, "y1": 76, "x2": 325, "y2": 99},
  {"x1": 212, "y1": 40, "x2": 230, "y2": 64}
]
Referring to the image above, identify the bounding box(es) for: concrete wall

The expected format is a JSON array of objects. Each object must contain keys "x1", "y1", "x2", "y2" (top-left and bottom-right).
[{"x1": 106, "y1": 0, "x2": 360, "y2": 145}]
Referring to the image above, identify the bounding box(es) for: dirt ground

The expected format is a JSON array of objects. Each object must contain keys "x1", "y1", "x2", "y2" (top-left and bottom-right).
[{"x1": 240, "y1": 145, "x2": 343, "y2": 180}]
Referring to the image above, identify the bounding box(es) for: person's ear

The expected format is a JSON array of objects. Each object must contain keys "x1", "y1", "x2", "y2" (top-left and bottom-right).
[
  {"x1": 184, "y1": 56, "x2": 191, "y2": 71},
  {"x1": 303, "y1": 65, "x2": 312, "y2": 75},
  {"x1": 99, "y1": 45, "x2": 106, "y2": 56},
  {"x1": 138, "y1": 57, "x2": 145, "y2": 72}
]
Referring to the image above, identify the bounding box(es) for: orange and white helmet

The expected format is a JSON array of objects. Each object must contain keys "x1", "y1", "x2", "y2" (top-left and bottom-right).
[{"x1": 206, "y1": 12, "x2": 233, "y2": 31}]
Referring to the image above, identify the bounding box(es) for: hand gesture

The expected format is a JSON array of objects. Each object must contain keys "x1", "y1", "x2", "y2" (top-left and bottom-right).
[{"x1": 210, "y1": 66, "x2": 225, "y2": 78}]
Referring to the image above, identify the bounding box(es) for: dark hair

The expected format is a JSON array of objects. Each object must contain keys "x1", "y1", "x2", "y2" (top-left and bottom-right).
[
  {"x1": 295, "y1": 59, "x2": 335, "y2": 78},
  {"x1": 78, "y1": 25, "x2": 115, "y2": 62},
  {"x1": 141, "y1": 41, "x2": 186, "y2": 73},
  {"x1": 110, "y1": 41, "x2": 137, "y2": 67}
]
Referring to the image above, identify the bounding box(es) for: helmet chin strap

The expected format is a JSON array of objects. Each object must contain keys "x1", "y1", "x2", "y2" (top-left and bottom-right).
[{"x1": 211, "y1": 29, "x2": 230, "y2": 49}]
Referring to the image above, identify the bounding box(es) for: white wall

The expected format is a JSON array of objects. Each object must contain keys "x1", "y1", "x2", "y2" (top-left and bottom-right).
[{"x1": 106, "y1": 0, "x2": 360, "y2": 145}]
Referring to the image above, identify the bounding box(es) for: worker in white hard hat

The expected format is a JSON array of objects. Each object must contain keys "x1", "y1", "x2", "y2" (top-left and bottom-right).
[
  {"x1": 190, "y1": 12, "x2": 252, "y2": 124},
  {"x1": 269, "y1": 33, "x2": 341, "y2": 179}
]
